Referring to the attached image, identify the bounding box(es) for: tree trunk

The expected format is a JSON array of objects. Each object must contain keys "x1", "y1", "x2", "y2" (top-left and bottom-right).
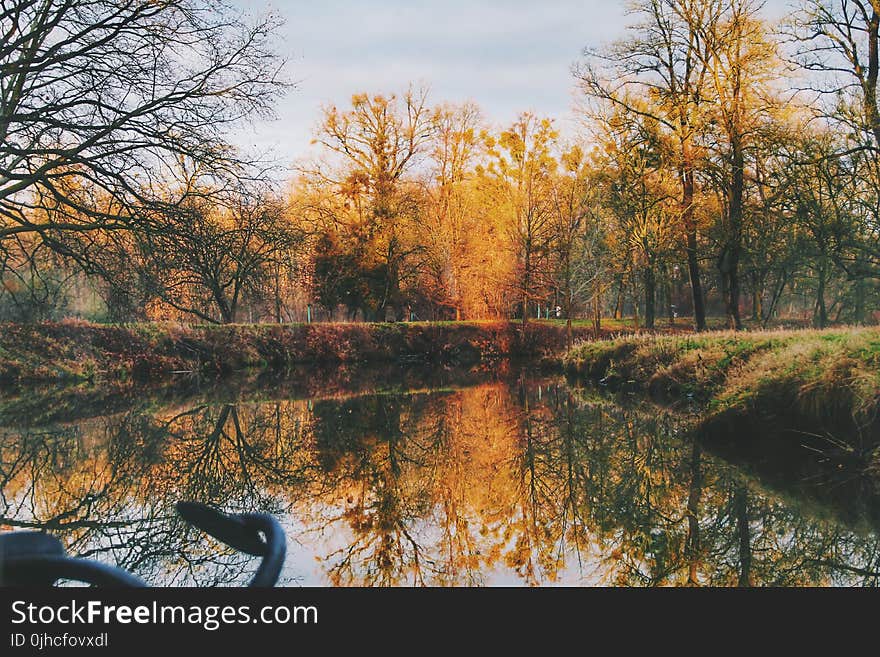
[
  {"x1": 521, "y1": 243, "x2": 531, "y2": 326},
  {"x1": 865, "y1": 9, "x2": 880, "y2": 147},
  {"x1": 724, "y1": 135, "x2": 745, "y2": 331},
  {"x1": 853, "y1": 270, "x2": 866, "y2": 324},
  {"x1": 763, "y1": 270, "x2": 788, "y2": 328},
  {"x1": 663, "y1": 265, "x2": 675, "y2": 327},
  {"x1": 814, "y1": 265, "x2": 828, "y2": 328},
  {"x1": 682, "y1": 165, "x2": 707, "y2": 331},
  {"x1": 565, "y1": 287, "x2": 573, "y2": 347},
  {"x1": 643, "y1": 265, "x2": 655, "y2": 329},
  {"x1": 274, "y1": 264, "x2": 282, "y2": 324},
  {"x1": 388, "y1": 259, "x2": 401, "y2": 321},
  {"x1": 751, "y1": 272, "x2": 763, "y2": 323},
  {"x1": 614, "y1": 273, "x2": 624, "y2": 320},
  {"x1": 631, "y1": 273, "x2": 640, "y2": 330},
  {"x1": 214, "y1": 285, "x2": 235, "y2": 324}
]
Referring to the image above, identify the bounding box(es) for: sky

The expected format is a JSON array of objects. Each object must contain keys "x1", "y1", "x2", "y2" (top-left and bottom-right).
[{"x1": 230, "y1": 0, "x2": 794, "y2": 172}]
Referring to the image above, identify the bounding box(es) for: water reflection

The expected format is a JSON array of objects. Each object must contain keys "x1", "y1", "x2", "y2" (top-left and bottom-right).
[{"x1": 1, "y1": 371, "x2": 878, "y2": 586}]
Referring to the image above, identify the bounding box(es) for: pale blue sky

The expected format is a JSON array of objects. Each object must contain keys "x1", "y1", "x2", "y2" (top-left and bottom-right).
[{"x1": 231, "y1": 0, "x2": 794, "y2": 170}]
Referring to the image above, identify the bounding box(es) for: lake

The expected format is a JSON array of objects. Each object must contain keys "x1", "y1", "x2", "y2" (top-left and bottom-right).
[{"x1": 1, "y1": 363, "x2": 878, "y2": 586}]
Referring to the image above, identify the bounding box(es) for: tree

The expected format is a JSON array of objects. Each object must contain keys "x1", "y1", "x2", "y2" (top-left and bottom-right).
[
  {"x1": 788, "y1": 0, "x2": 880, "y2": 286},
  {"x1": 548, "y1": 144, "x2": 602, "y2": 341},
  {"x1": 0, "y1": 0, "x2": 286, "y2": 253},
  {"x1": 699, "y1": 0, "x2": 780, "y2": 329},
  {"x1": 595, "y1": 107, "x2": 678, "y2": 329},
  {"x1": 0, "y1": 233, "x2": 77, "y2": 321},
  {"x1": 311, "y1": 232, "x2": 380, "y2": 321},
  {"x1": 133, "y1": 184, "x2": 300, "y2": 324},
  {"x1": 740, "y1": 129, "x2": 805, "y2": 326},
  {"x1": 309, "y1": 88, "x2": 433, "y2": 321},
  {"x1": 576, "y1": 0, "x2": 720, "y2": 330},
  {"x1": 780, "y1": 130, "x2": 872, "y2": 326},
  {"x1": 423, "y1": 103, "x2": 482, "y2": 320},
  {"x1": 792, "y1": 0, "x2": 880, "y2": 148},
  {"x1": 482, "y1": 113, "x2": 558, "y2": 325}
]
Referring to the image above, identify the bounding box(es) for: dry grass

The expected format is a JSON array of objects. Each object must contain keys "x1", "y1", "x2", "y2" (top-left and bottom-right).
[{"x1": 564, "y1": 327, "x2": 880, "y2": 436}]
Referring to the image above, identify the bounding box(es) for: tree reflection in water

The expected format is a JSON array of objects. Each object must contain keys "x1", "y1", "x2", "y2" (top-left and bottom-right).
[{"x1": 1, "y1": 374, "x2": 878, "y2": 586}]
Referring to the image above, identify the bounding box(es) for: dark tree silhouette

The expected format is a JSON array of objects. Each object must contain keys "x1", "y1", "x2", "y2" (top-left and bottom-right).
[{"x1": 0, "y1": 0, "x2": 286, "y2": 255}]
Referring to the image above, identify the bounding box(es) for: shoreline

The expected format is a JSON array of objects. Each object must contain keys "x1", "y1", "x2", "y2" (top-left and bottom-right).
[
  {"x1": 563, "y1": 328, "x2": 880, "y2": 486},
  {"x1": 0, "y1": 320, "x2": 609, "y2": 386}
]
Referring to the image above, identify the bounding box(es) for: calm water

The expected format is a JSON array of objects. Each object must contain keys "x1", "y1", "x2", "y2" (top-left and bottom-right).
[{"x1": 1, "y1": 365, "x2": 878, "y2": 586}]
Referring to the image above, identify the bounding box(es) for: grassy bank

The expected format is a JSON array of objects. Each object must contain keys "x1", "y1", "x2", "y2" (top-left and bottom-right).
[
  {"x1": 563, "y1": 328, "x2": 880, "y2": 471},
  {"x1": 0, "y1": 319, "x2": 615, "y2": 385}
]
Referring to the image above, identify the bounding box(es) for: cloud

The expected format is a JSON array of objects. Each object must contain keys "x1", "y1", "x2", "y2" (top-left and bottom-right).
[{"x1": 232, "y1": 0, "x2": 795, "y2": 166}]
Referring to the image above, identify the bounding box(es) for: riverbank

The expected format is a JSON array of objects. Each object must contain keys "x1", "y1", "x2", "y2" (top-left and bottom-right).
[
  {"x1": 0, "y1": 319, "x2": 619, "y2": 386},
  {"x1": 563, "y1": 328, "x2": 880, "y2": 481},
  {"x1": 0, "y1": 359, "x2": 529, "y2": 426}
]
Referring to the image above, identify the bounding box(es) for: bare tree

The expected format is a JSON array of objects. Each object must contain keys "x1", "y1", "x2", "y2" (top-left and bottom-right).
[
  {"x1": 791, "y1": 0, "x2": 880, "y2": 147},
  {"x1": 135, "y1": 183, "x2": 302, "y2": 324},
  {"x1": 0, "y1": 0, "x2": 286, "y2": 250},
  {"x1": 789, "y1": 0, "x2": 880, "y2": 283}
]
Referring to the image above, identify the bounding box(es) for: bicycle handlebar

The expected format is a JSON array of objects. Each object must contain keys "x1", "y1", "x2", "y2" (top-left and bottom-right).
[
  {"x1": 0, "y1": 502, "x2": 287, "y2": 587},
  {"x1": 175, "y1": 502, "x2": 286, "y2": 587}
]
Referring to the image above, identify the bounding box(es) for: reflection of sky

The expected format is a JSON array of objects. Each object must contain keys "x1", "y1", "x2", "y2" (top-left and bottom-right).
[
  {"x1": 229, "y1": 0, "x2": 794, "y2": 171},
  {"x1": 280, "y1": 505, "x2": 608, "y2": 587}
]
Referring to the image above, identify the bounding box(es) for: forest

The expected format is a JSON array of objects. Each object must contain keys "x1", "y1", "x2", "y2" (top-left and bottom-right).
[
  {"x1": 2, "y1": 0, "x2": 879, "y2": 333},
  {"x1": 3, "y1": 0, "x2": 880, "y2": 598}
]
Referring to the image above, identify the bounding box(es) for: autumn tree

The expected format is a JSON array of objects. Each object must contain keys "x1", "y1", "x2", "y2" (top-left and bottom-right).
[
  {"x1": 699, "y1": 0, "x2": 782, "y2": 329},
  {"x1": 308, "y1": 88, "x2": 433, "y2": 321},
  {"x1": 576, "y1": 0, "x2": 720, "y2": 330},
  {"x1": 548, "y1": 144, "x2": 604, "y2": 340},
  {"x1": 422, "y1": 102, "x2": 483, "y2": 320},
  {"x1": 482, "y1": 113, "x2": 558, "y2": 325}
]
